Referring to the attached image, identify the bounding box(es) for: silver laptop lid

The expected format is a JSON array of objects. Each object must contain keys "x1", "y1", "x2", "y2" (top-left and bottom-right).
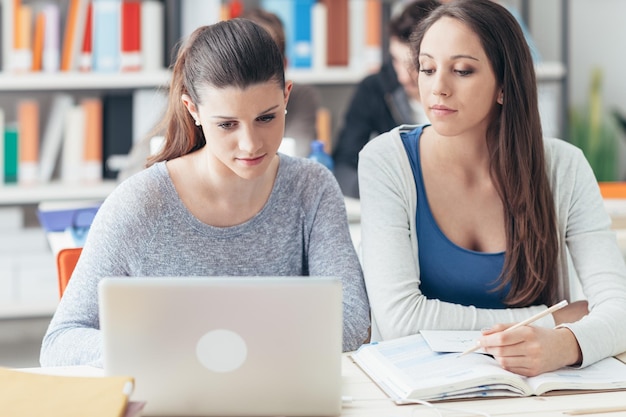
[{"x1": 99, "y1": 276, "x2": 343, "y2": 417}]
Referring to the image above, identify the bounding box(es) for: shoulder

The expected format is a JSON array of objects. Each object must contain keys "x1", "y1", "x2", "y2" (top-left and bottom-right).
[
  {"x1": 276, "y1": 155, "x2": 344, "y2": 207},
  {"x1": 101, "y1": 162, "x2": 175, "y2": 223},
  {"x1": 360, "y1": 124, "x2": 422, "y2": 160},
  {"x1": 542, "y1": 137, "x2": 589, "y2": 179},
  {"x1": 278, "y1": 154, "x2": 337, "y2": 187}
]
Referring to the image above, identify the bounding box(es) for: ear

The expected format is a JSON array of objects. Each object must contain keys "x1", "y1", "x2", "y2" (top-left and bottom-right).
[
  {"x1": 283, "y1": 81, "x2": 294, "y2": 107},
  {"x1": 497, "y1": 89, "x2": 504, "y2": 105},
  {"x1": 181, "y1": 94, "x2": 199, "y2": 119}
]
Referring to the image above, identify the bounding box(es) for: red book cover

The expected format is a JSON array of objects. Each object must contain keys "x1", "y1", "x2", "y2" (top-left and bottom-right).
[
  {"x1": 79, "y1": 1, "x2": 93, "y2": 71},
  {"x1": 321, "y1": 0, "x2": 348, "y2": 67},
  {"x1": 121, "y1": 0, "x2": 141, "y2": 71}
]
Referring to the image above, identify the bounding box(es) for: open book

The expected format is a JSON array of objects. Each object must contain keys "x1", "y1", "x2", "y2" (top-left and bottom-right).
[{"x1": 351, "y1": 334, "x2": 626, "y2": 402}]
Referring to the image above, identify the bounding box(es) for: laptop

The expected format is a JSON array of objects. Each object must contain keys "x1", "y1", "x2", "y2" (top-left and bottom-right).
[{"x1": 98, "y1": 276, "x2": 343, "y2": 417}]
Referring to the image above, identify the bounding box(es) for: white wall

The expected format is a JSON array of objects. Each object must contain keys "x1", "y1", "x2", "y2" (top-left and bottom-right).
[{"x1": 529, "y1": 0, "x2": 626, "y2": 114}]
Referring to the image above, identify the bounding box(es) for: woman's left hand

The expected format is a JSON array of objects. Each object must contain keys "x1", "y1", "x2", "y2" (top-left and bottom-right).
[{"x1": 479, "y1": 324, "x2": 582, "y2": 377}]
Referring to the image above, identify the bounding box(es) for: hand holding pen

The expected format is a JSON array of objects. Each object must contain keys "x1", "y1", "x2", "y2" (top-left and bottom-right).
[
  {"x1": 457, "y1": 300, "x2": 584, "y2": 377},
  {"x1": 459, "y1": 300, "x2": 569, "y2": 357}
]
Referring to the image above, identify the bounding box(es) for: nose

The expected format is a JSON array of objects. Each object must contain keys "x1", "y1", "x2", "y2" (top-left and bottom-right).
[
  {"x1": 237, "y1": 126, "x2": 262, "y2": 154},
  {"x1": 431, "y1": 72, "x2": 449, "y2": 97}
]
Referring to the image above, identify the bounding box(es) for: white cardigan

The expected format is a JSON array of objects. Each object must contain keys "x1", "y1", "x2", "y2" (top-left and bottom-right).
[{"x1": 358, "y1": 124, "x2": 626, "y2": 367}]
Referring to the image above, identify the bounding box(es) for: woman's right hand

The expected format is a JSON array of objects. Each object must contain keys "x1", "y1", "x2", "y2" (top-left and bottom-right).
[{"x1": 552, "y1": 300, "x2": 589, "y2": 325}]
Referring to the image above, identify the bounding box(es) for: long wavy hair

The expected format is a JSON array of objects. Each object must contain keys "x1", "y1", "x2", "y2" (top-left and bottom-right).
[
  {"x1": 410, "y1": 0, "x2": 559, "y2": 307},
  {"x1": 147, "y1": 18, "x2": 285, "y2": 165}
]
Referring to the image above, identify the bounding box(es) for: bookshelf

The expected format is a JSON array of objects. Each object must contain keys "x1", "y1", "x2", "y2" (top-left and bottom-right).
[
  {"x1": 0, "y1": 0, "x2": 567, "y2": 320},
  {"x1": 0, "y1": 70, "x2": 171, "y2": 91}
]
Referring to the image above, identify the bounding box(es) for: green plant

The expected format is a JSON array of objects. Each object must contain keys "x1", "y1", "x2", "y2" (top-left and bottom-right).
[{"x1": 568, "y1": 68, "x2": 620, "y2": 181}]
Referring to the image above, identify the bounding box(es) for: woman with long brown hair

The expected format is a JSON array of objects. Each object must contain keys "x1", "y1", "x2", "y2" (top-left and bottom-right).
[
  {"x1": 41, "y1": 19, "x2": 370, "y2": 367},
  {"x1": 359, "y1": 0, "x2": 626, "y2": 376}
]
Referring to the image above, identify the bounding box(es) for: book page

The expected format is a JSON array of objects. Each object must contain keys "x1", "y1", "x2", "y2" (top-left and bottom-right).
[
  {"x1": 352, "y1": 334, "x2": 531, "y2": 401},
  {"x1": 527, "y1": 357, "x2": 626, "y2": 395},
  {"x1": 420, "y1": 330, "x2": 485, "y2": 353}
]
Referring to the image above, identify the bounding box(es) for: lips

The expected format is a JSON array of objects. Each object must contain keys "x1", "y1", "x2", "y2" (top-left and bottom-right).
[
  {"x1": 430, "y1": 104, "x2": 456, "y2": 116},
  {"x1": 236, "y1": 154, "x2": 266, "y2": 165}
]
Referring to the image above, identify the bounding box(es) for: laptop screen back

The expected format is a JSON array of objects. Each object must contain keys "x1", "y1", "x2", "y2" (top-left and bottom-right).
[{"x1": 99, "y1": 276, "x2": 343, "y2": 417}]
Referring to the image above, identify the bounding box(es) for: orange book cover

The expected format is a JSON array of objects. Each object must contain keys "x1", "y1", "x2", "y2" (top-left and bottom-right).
[
  {"x1": 17, "y1": 100, "x2": 40, "y2": 184},
  {"x1": 61, "y1": 0, "x2": 89, "y2": 71},
  {"x1": 13, "y1": 3, "x2": 33, "y2": 72},
  {"x1": 365, "y1": 0, "x2": 382, "y2": 72},
  {"x1": 82, "y1": 98, "x2": 103, "y2": 182},
  {"x1": 31, "y1": 11, "x2": 45, "y2": 71},
  {"x1": 321, "y1": 0, "x2": 348, "y2": 67}
]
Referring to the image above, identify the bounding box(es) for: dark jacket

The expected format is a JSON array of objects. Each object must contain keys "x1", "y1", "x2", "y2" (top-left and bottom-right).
[{"x1": 332, "y1": 61, "x2": 415, "y2": 198}]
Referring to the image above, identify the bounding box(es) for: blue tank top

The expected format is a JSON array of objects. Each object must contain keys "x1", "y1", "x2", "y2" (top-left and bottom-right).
[{"x1": 401, "y1": 126, "x2": 509, "y2": 308}]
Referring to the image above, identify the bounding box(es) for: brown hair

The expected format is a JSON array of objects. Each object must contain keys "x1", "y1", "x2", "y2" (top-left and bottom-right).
[
  {"x1": 388, "y1": 0, "x2": 440, "y2": 43},
  {"x1": 147, "y1": 18, "x2": 285, "y2": 165},
  {"x1": 411, "y1": 0, "x2": 559, "y2": 307}
]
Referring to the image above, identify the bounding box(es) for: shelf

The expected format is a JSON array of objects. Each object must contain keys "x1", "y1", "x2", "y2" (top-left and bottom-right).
[
  {"x1": 535, "y1": 61, "x2": 566, "y2": 82},
  {"x1": 0, "y1": 302, "x2": 57, "y2": 319},
  {"x1": 0, "y1": 67, "x2": 371, "y2": 91},
  {"x1": 0, "y1": 70, "x2": 171, "y2": 91},
  {"x1": 0, "y1": 181, "x2": 117, "y2": 205},
  {"x1": 287, "y1": 67, "x2": 370, "y2": 84}
]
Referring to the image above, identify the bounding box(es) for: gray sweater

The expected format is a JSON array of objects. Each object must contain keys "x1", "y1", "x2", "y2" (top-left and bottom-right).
[
  {"x1": 41, "y1": 155, "x2": 370, "y2": 367},
  {"x1": 358, "y1": 125, "x2": 626, "y2": 367}
]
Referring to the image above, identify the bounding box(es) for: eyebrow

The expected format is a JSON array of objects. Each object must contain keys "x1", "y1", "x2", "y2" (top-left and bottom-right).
[
  {"x1": 210, "y1": 104, "x2": 281, "y2": 120},
  {"x1": 419, "y1": 52, "x2": 479, "y2": 62}
]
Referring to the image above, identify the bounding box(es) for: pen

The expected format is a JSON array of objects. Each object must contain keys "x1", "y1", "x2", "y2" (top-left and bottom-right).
[
  {"x1": 563, "y1": 406, "x2": 626, "y2": 415},
  {"x1": 458, "y1": 299, "x2": 569, "y2": 357}
]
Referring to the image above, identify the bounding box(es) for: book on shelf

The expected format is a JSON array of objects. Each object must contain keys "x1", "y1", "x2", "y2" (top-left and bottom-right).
[
  {"x1": 3, "y1": 123, "x2": 18, "y2": 184},
  {"x1": 348, "y1": 0, "x2": 366, "y2": 70},
  {"x1": 61, "y1": 0, "x2": 90, "y2": 71},
  {"x1": 163, "y1": 0, "x2": 181, "y2": 67},
  {"x1": 365, "y1": 0, "x2": 382, "y2": 72},
  {"x1": 82, "y1": 97, "x2": 103, "y2": 182},
  {"x1": 140, "y1": 0, "x2": 163, "y2": 72},
  {"x1": 321, "y1": 0, "x2": 348, "y2": 67},
  {"x1": 92, "y1": 0, "x2": 121, "y2": 73},
  {"x1": 39, "y1": 94, "x2": 74, "y2": 183},
  {"x1": 31, "y1": 10, "x2": 45, "y2": 71},
  {"x1": 0, "y1": 0, "x2": 14, "y2": 72},
  {"x1": 17, "y1": 99, "x2": 39, "y2": 185},
  {"x1": 43, "y1": 3, "x2": 61, "y2": 72},
  {"x1": 311, "y1": 1, "x2": 327, "y2": 70},
  {"x1": 120, "y1": 0, "x2": 141, "y2": 72},
  {"x1": 102, "y1": 93, "x2": 133, "y2": 179},
  {"x1": 291, "y1": 0, "x2": 314, "y2": 69},
  {"x1": 0, "y1": 366, "x2": 140, "y2": 417},
  {"x1": 61, "y1": 104, "x2": 85, "y2": 183},
  {"x1": 351, "y1": 333, "x2": 626, "y2": 402},
  {"x1": 0, "y1": 107, "x2": 4, "y2": 184},
  {"x1": 79, "y1": 1, "x2": 93, "y2": 71},
  {"x1": 13, "y1": 2, "x2": 33, "y2": 72}
]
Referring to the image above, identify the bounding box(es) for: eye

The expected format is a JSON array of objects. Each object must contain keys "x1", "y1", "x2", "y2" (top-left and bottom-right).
[
  {"x1": 217, "y1": 121, "x2": 236, "y2": 130},
  {"x1": 419, "y1": 67, "x2": 434, "y2": 75},
  {"x1": 257, "y1": 114, "x2": 276, "y2": 123},
  {"x1": 455, "y1": 69, "x2": 473, "y2": 76}
]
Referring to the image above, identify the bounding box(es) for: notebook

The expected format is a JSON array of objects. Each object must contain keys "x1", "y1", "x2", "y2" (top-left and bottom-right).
[{"x1": 98, "y1": 276, "x2": 343, "y2": 417}]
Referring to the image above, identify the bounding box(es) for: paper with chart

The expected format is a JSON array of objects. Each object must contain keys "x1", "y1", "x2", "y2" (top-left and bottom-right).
[{"x1": 420, "y1": 330, "x2": 485, "y2": 354}]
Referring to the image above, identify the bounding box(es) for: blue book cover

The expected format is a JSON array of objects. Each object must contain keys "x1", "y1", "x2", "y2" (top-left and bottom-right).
[
  {"x1": 292, "y1": 0, "x2": 314, "y2": 68},
  {"x1": 92, "y1": 0, "x2": 121, "y2": 72},
  {"x1": 260, "y1": 0, "x2": 294, "y2": 68}
]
